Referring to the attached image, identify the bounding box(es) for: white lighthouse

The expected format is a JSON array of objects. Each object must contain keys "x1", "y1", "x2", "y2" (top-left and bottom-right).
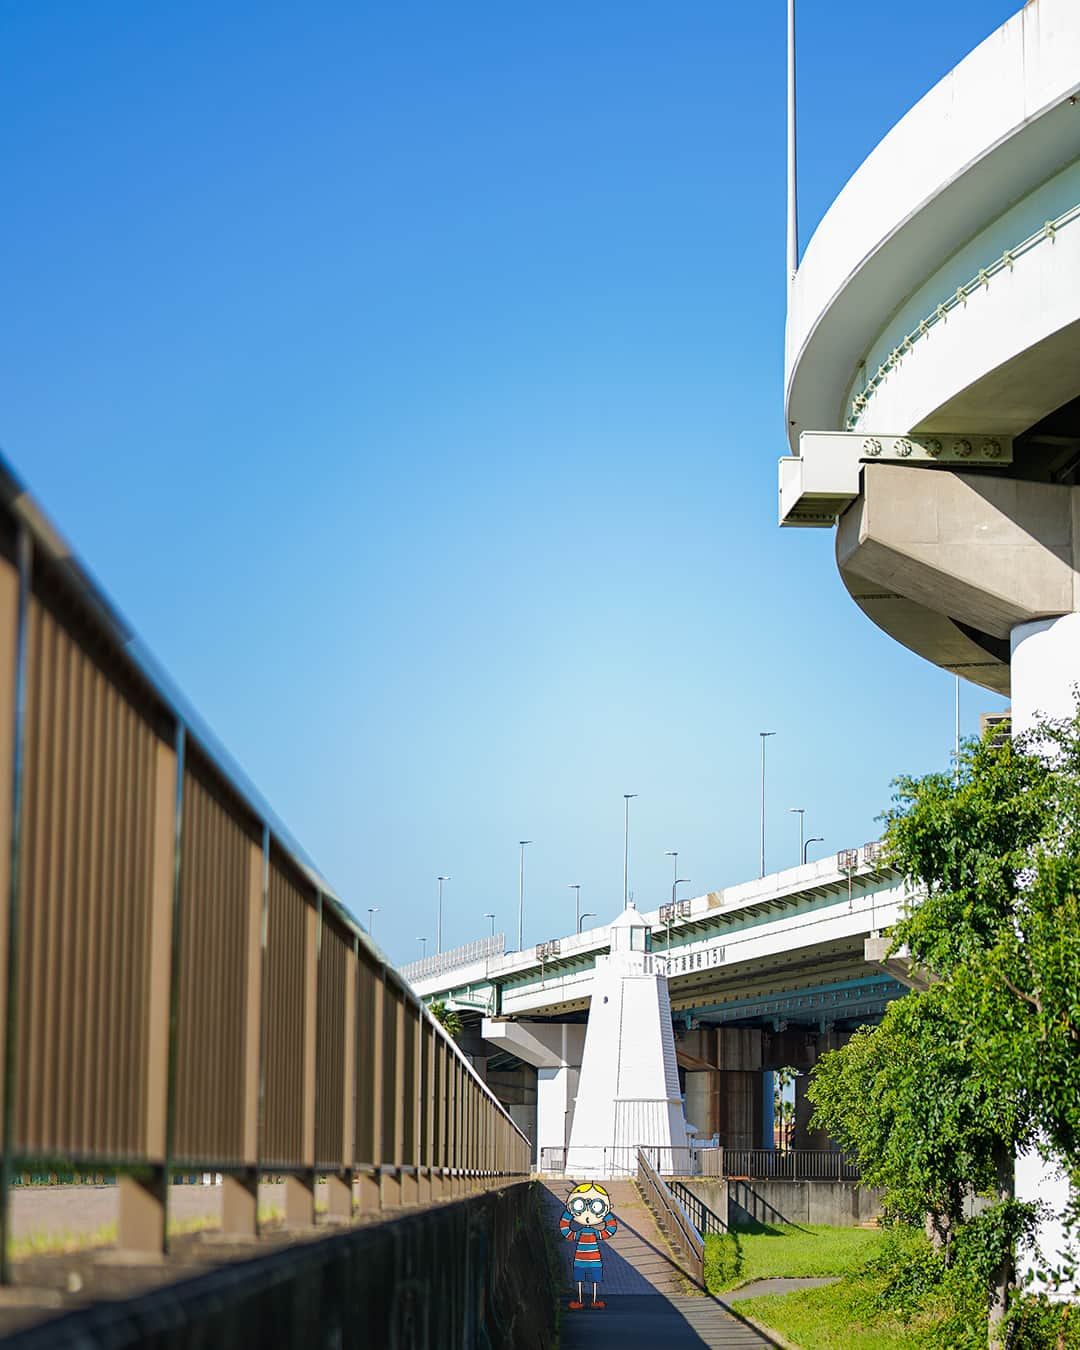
[{"x1": 565, "y1": 901, "x2": 689, "y2": 1177}]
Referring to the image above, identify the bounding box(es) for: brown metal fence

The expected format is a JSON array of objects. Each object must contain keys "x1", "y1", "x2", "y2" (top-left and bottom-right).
[{"x1": 0, "y1": 463, "x2": 530, "y2": 1280}]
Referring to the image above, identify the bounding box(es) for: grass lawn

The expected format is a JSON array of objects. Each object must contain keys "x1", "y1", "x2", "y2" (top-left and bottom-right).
[
  {"x1": 709, "y1": 1223, "x2": 1080, "y2": 1350},
  {"x1": 704, "y1": 1222, "x2": 884, "y2": 1292},
  {"x1": 738, "y1": 1278, "x2": 948, "y2": 1350}
]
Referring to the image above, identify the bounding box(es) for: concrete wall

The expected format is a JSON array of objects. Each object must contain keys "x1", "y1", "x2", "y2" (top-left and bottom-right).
[
  {"x1": 680, "y1": 1178, "x2": 883, "y2": 1229},
  {"x1": 10, "y1": 1184, "x2": 556, "y2": 1350}
]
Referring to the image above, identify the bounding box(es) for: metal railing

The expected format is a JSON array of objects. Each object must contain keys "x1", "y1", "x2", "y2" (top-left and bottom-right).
[
  {"x1": 540, "y1": 1143, "x2": 697, "y2": 1177},
  {"x1": 669, "y1": 1179, "x2": 727, "y2": 1235},
  {"x1": 400, "y1": 933, "x2": 506, "y2": 984},
  {"x1": 721, "y1": 1149, "x2": 860, "y2": 1181},
  {"x1": 636, "y1": 1148, "x2": 704, "y2": 1287},
  {"x1": 0, "y1": 459, "x2": 531, "y2": 1279}
]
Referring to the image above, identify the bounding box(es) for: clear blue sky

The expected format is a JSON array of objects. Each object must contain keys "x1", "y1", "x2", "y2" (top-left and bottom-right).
[{"x1": 1, "y1": 1, "x2": 1016, "y2": 965}]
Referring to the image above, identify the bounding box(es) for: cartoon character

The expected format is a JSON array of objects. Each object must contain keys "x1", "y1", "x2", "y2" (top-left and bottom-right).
[{"x1": 559, "y1": 1181, "x2": 618, "y2": 1309}]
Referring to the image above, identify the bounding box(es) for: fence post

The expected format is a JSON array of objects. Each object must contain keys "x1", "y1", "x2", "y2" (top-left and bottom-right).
[
  {"x1": 118, "y1": 719, "x2": 180, "y2": 1257},
  {"x1": 0, "y1": 526, "x2": 29, "y2": 1286}
]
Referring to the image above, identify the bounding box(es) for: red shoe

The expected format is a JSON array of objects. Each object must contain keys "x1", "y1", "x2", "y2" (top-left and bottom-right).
[
  {"x1": 568, "y1": 1301, "x2": 584, "y2": 1310},
  {"x1": 591, "y1": 1300, "x2": 606, "y2": 1309}
]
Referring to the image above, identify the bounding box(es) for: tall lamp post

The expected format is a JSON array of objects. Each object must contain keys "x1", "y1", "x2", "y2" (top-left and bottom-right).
[
  {"x1": 664, "y1": 850, "x2": 678, "y2": 893},
  {"x1": 367, "y1": 906, "x2": 379, "y2": 937},
  {"x1": 568, "y1": 883, "x2": 581, "y2": 933},
  {"x1": 623, "y1": 794, "x2": 638, "y2": 906},
  {"x1": 517, "y1": 841, "x2": 531, "y2": 950},
  {"x1": 484, "y1": 911, "x2": 496, "y2": 938},
  {"x1": 436, "y1": 875, "x2": 449, "y2": 955},
  {"x1": 803, "y1": 836, "x2": 824, "y2": 864},
  {"x1": 789, "y1": 807, "x2": 805, "y2": 867},
  {"x1": 417, "y1": 936, "x2": 427, "y2": 958},
  {"x1": 759, "y1": 732, "x2": 775, "y2": 877},
  {"x1": 578, "y1": 911, "x2": 596, "y2": 933}
]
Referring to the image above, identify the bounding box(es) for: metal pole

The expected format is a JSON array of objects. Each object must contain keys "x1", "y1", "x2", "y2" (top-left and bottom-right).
[
  {"x1": 759, "y1": 733, "x2": 775, "y2": 878},
  {"x1": 623, "y1": 795, "x2": 637, "y2": 906},
  {"x1": 789, "y1": 808, "x2": 804, "y2": 866},
  {"x1": 437, "y1": 876, "x2": 449, "y2": 955},
  {"x1": 162, "y1": 722, "x2": 187, "y2": 1254},
  {"x1": 0, "y1": 527, "x2": 30, "y2": 1285},
  {"x1": 569, "y1": 884, "x2": 580, "y2": 933},
  {"x1": 954, "y1": 674, "x2": 960, "y2": 783},
  {"x1": 256, "y1": 821, "x2": 270, "y2": 1231},
  {"x1": 787, "y1": 0, "x2": 798, "y2": 289},
  {"x1": 517, "y1": 841, "x2": 530, "y2": 950}
]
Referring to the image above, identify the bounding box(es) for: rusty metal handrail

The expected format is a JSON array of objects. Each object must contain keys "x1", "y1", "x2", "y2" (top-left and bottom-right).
[{"x1": 636, "y1": 1148, "x2": 704, "y2": 1287}]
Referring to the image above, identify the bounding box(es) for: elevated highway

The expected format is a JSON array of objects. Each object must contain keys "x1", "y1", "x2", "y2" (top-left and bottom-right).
[{"x1": 407, "y1": 848, "x2": 912, "y2": 1160}]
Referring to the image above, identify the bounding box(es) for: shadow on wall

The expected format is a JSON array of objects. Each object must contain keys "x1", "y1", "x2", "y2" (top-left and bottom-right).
[
  {"x1": 0, "y1": 1184, "x2": 557, "y2": 1350},
  {"x1": 727, "y1": 1180, "x2": 883, "y2": 1229}
]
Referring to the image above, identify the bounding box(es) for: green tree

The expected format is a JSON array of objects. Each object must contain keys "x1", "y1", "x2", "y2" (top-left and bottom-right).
[
  {"x1": 428, "y1": 999, "x2": 463, "y2": 1039},
  {"x1": 807, "y1": 714, "x2": 1080, "y2": 1347},
  {"x1": 773, "y1": 1066, "x2": 796, "y2": 1150}
]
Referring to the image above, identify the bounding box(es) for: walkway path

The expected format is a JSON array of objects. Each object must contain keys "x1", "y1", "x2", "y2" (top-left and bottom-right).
[{"x1": 539, "y1": 1182, "x2": 783, "y2": 1348}]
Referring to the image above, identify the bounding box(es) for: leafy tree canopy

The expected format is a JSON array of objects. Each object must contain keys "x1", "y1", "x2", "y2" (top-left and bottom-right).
[{"x1": 807, "y1": 709, "x2": 1080, "y2": 1327}]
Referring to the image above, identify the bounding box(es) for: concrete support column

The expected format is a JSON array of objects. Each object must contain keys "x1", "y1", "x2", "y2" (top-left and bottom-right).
[
  {"x1": 356, "y1": 1167, "x2": 380, "y2": 1214},
  {"x1": 536, "y1": 1067, "x2": 572, "y2": 1165},
  {"x1": 282, "y1": 1172, "x2": 315, "y2": 1227},
  {"x1": 1011, "y1": 613, "x2": 1080, "y2": 1297},
  {"x1": 792, "y1": 1073, "x2": 830, "y2": 1150},
  {"x1": 683, "y1": 1070, "x2": 714, "y2": 1140},
  {"x1": 761, "y1": 1070, "x2": 776, "y2": 1150},
  {"x1": 716, "y1": 1070, "x2": 762, "y2": 1150},
  {"x1": 117, "y1": 1171, "x2": 166, "y2": 1258},
  {"x1": 324, "y1": 1173, "x2": 352, "y2": 1221},
  {"x1": 221, "y1": 1170, "x2": 258, "y2": 1238}
]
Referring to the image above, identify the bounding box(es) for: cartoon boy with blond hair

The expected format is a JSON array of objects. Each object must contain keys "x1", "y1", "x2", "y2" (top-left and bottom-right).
[{"x1": 559, "y1": 1182, "x2": 618, "y2": 1309}]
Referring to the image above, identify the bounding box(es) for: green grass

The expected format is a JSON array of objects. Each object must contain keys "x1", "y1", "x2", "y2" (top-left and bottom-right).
[
  {"x1": 738, "y1": 1279, "x2": 949, "y2": 1350},
  {"x1": 703, "y1": 1222, "x2": 885, "y2": 1292},
  {"x1": 712, "y1": 1224, "x2": 1080, "y2": 1350}
]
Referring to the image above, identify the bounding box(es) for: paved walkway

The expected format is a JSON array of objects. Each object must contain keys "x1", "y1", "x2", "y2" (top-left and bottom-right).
[{"x1": 540, "y1": 1182, "x2": 782, "y2": 1348}]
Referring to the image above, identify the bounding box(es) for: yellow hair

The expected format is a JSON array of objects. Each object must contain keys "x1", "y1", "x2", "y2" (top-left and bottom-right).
[{"x1": 567, "y1": 1182, "x2": 609, "y2": 1199}]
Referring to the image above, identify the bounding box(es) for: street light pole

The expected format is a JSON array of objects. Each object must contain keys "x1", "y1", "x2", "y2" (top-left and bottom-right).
[
  {"x1": 578, "y1": 911, "x2": 596, "y2": 933},
  {"x1": 789, "y1": 807, "x2": 805, "y2": 866},
  {"x1": 418, "y1": 936, "x2": 426, "y2": 958},
  {"x1": 664, "y1": 850, "x2": 678, "y2": 893},
  {"x1": 436, "y1": 875, "x2": 449, "y2": 955},
  {"x1": 367, "y1": 906, "x2": 379, "y2": 937},
  {"x1": 623, "y1": 794, "x2": 637, "y2": 906},
  {"x1": 569, "y1": 884, "x2": 581, "y2": 933},
  {"x1": 759, "y1": 732, "x2": 775, "y2": 878},
  {"x1": 804, "y1": 836, "x2": 824, "y2": 864},
  {"x1": 484, "y1": 911, "x2": 496, "y2": 938},
  {"x1": 518, "y1": 841, "x2": 531, "y2": 950}
]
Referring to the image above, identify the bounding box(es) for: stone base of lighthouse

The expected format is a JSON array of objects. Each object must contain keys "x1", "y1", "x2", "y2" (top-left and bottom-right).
[{"x1": 566, "y1": 901, "x2": 688, "y2": 1177}]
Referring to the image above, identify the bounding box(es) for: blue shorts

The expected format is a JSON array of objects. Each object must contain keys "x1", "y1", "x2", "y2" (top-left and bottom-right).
[{"x1": 574, "y1": 1261, "x2": 602, "y2": 1284}]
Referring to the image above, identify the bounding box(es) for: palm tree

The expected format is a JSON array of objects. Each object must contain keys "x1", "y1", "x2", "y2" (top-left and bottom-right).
[{"x1": 428, "y1": 1000, "x2": 463, "y2": 1039}]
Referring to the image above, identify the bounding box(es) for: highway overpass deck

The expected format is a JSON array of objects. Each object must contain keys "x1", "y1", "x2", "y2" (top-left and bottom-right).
[{"x1": 408, "y1": 847, "x2": 910, "y2": 1032}]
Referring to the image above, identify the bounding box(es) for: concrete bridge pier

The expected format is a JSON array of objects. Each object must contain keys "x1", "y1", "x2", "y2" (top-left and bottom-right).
[
  {"x1": 679, "y1": 1028, "x2": 775, "y2": 1150},
  {"x1": 481, "y1": 1020, "x2": 585, "y2": 1165}
]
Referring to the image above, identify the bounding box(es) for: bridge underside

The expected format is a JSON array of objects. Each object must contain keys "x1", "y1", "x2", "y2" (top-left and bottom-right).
[{"x1": 460, "y1": 964, "x2": 908, "y2": 1159}]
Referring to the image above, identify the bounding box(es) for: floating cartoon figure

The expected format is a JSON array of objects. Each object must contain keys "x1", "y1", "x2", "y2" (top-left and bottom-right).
[{"x1": 559, "y1": 1181, "x2": 618, "y2": 1309}]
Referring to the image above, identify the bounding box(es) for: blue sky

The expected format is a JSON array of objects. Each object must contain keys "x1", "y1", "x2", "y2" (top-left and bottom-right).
[{"x1": 1, "y1": 1, "x2": 1017, "y2": 964}]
